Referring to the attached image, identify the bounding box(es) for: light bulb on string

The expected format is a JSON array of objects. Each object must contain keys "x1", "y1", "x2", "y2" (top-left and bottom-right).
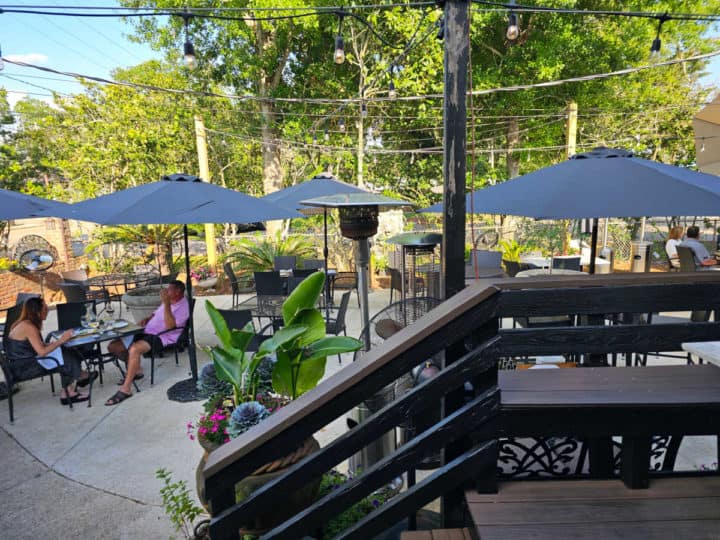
[
  {"x1": 388, "y1": 80, "x2": 397, "y2": 99},
  {"x1": 650, "y1": 13, "x2": 668, "y2": 56},
  {"x1": 361, "y1": 102, "x2": 368, "y2": 118},
  {"x1": 701, "y1": 139, "x2": 706, "y2": 153},
  {"x1": 324, "y1": 129, "x2": 330, "y2": 141},
  {"x1": 506, "y1": 12, "x2": 519, "y2": 41},
  {"x1": 182, "y1": 11, "x2": 196, "y2": 69},
  {"x1": 334, "y1": 12, "x2": 346, "y2": 64},
  {"x1": 339, "y1": 118, "x2": 346, "y2": 132}
]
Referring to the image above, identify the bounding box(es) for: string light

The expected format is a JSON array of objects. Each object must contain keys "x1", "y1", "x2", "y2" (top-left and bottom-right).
[
  {"x1": 506, "y1": 1, "x2": 519, "y2": 41},
  {"x1": 324, "y1": 128, "x2": 330, "y2": 141},
  {"x1": 339, "y1": 118, "x2": 346, "y2": 131},
  {"x1": 361, "y1": 102, "x2": 368, "y2": 117},
  {"x1": 388, "y1": 80, "x2": 398, "y2": 99},
  {"x1": 182, "y1": 11, "x2": 196, "y2": 68},
  {"x1": 334, "y1": 11, "x2": 346, "y2": 64},
  {"x1": 650, "y1": 13, "x2": 669, "y2": 56},
  {"x1": 701, "y1": 139, "x2": 706, "y2": 152}
]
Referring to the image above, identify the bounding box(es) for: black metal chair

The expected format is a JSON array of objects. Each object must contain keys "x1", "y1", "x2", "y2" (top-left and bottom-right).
[
  {"x1": 146, "y1": 298, "x2": 196, "y2": 385},
  {"x1": 332, "y1": 271, "x2": 360, "y2": 307},
  {"x1": 292, "y1": 268, "x2": 316, "y2": 278},
  {"x1": 286, "y1": 276, "x2": 307, "y2": 295},
  {"x1": 1, "y1": 304, "x2": 65, "y2": 422},
  {"x1": 552, "y1": 256, "x2": 582, "y2": 271},
  {"x1": 223, "y1": 262, "x2": 241, "y2": 308},
  {"x1": 677, "y1": 245, "x2": 698, "y2": 272},
  {"x1": 59, "y1": 281, "x2": 110, "y2": 310},
  {"x1": 301, "y1": 259, "x2": 325, "y2": 270},
  {"x1": 388, "y1": 268, "x2": 402, "y2": 304},
  {"x1": 326, "y1": 291, "x2": 351, "y2": 364},
  {"x1": 273, "y1": 256, "x2": 297, "y2": 271},
  {"x1": 254, "y1": 271, "x2": 286, "y2": 326},
  {"x1": 215, "y1": 308, "x2": 273, "y2": 352},
  {"x1": 15, "y1": 292, "x2": 40, "y2": 305}
]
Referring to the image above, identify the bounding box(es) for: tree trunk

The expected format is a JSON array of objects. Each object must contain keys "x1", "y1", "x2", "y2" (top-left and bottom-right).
[{"x1": 260, "y1": 100, "x2": 283, "y2": 238}]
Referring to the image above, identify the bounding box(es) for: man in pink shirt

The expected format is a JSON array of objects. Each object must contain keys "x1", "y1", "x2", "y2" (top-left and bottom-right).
[{"x1": 106, "y1": 280, "x2": 189, "y2": 406}]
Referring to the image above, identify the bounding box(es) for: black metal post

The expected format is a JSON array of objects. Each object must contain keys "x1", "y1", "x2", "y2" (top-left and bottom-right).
[
  {"x1": 323, "y1": 208, "x2": 331, "y2": 322},
  {"x1": 184, "y1": 224, "x2": 198, "y2": 381},
  {"x1": 589, "y1": 218, "x2": 599, "y2": 275},
  {"x1": 440, "y1": 0, "x2": 470, "y2": 529}
]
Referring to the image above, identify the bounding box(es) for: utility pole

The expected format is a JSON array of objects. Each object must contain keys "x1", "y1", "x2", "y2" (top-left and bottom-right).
[
  {"x1": 563, "y1": 101, "x2": 578, "y2": 255},
  {"x1": 194, "y1": 114, "x2": 217, "y2": 267}
]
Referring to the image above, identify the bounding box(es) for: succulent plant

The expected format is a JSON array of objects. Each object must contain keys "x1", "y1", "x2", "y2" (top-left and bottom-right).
[
  {"x1": 255, "y1": 356, "x2": 276, "y2": 394},
  {"x1": 228, "y1": 401, "x2": 271, "y2": 439},
  {"x1": 197, "y1": 363, "x2": 233, "y2": 399}
]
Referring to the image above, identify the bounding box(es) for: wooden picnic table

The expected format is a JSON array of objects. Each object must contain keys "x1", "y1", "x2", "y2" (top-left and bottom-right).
[{"x1": 498, "y1": 364, "x2": 720, "y2": 488}]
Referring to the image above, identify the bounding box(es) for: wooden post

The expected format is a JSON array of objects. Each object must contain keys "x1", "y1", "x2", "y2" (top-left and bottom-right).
[
  {"x1": 194, "y1": 114, "x2": 217, "y2": 267},
  {"x1": 565, "y1": 101, "x2": 577, "y2": 159},
  {"x1": 441, "y1": 3, "x2": 470, "y2": 528},
  {"x1": 441, "y1": 0, "x2": 469, "y2": 302}
]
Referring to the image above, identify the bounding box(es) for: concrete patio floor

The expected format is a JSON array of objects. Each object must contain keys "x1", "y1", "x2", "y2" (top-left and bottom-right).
[{"x1": 1, "y1": 286, "x2": 717, "y2": 539}]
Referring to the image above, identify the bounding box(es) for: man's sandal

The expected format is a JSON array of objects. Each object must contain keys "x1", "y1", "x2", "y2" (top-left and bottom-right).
[{"x1": 105, "y1": 390, "x2": 132, "y2": 406}]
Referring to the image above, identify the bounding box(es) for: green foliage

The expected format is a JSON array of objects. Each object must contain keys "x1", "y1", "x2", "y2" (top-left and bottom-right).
[
  {"x1": 317, "y1": 471, "x2": 396, "y2": 540},
  {"x1": 206, "y1": 271, "x2": 362, "y2": 403},
  {"x1": 0, "y1": 257, "x2": 15, "y2": 272},
  {"x1": 370, "y1": 251, "x2": 389, "y2": 274},
  {"x1": 498, "y1": 239, "x2": 523, "y2": 262},
  {"x1": 86, "y1": 224, "x2": 184, "y2": 275},
  {"x1": 155, "y1": 468, "x2": 204, "y2": 539},
  {"x1": 228, "y1": 233, "x2": 316, "y2": 276}
]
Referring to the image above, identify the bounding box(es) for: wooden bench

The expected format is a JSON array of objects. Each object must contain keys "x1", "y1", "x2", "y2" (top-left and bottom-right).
[
  {"x1": 466, "y1": 476, "x2": 720, "y2": 540},
  {"x1": 401, "y1": 528, "x2": 472, "y2": 540}
]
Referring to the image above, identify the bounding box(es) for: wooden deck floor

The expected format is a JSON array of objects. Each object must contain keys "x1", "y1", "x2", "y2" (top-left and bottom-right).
[{"x1": 465, "y1": 476, "x2": 720, "y2": 540}]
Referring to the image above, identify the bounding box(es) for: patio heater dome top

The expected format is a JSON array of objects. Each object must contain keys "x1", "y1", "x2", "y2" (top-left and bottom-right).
[
  {"x1": 570, "y1": 147, "x2": 633, "y2": 160},
  {"x1": 301, "y1": 193, "x2": 412, "y2": 240},
  {"x1": 299, "y1": 192, "x2": 411, "y2": 209},
  {"x1": 161, "y1": 173, "x2": 203, "y2": 182},
  {"x1": 386, "y1": 231, "x2": 443, "y2": 248}
]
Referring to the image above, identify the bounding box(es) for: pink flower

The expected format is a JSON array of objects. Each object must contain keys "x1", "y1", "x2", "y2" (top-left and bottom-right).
[
  {"x1": 189, "y1": 434, "x2": 195, "y2": 441},
  {"x1": 224, "y1": 438, "x2": 230, "y2": 444},
  {"x1": 211, "y1": 425, "x2": 218, "y2": 433},
  {"x1": 199, "y1": 427, "x2": 208, "y2": 435}
]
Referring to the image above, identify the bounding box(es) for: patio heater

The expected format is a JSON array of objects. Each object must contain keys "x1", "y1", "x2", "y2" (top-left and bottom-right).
[
  {"x1": 386, "y1": 232, "x2": 443, "y2": 306},
  {"x1": 300, "y1": 193, "x2": 411, "y2": 348}
]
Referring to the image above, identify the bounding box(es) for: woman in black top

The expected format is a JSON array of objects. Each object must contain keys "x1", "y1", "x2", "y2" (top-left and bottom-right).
[{"x1": 6, "y1": 297, "x2": 94, "y2": 404}]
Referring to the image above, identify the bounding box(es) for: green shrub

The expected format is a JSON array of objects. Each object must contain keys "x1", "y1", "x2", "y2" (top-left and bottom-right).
[{"x1": 227, "y1": 233, "x2": 316, "y2": 276}]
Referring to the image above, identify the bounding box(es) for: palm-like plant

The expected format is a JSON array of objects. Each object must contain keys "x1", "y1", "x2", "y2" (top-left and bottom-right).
[
  {"x1": 228, "y1": 233, "x2": 316, "y2": 276},
  {"x1": 85, "y1": 224, "x2": 185, "y2": 275}
]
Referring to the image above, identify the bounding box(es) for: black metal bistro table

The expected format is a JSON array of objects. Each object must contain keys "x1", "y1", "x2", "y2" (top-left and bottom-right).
[
  {"x1": 49, "y1": 320, "x2": 143, "y2": 406},
  {"x1": 498, "y1": 364, "x2": 720, "y2": 488}
]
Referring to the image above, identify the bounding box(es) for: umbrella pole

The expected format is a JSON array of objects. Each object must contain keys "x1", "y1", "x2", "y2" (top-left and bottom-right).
[
  {"x1": 324, "y1": 208, "x2": 330, "y2": 322},
  {"x1": 589, "y1": 218, "x2": 599, "y2": 275},
  {"x1": 184, "y1": 224, "x2": 198, "y2": 381}
]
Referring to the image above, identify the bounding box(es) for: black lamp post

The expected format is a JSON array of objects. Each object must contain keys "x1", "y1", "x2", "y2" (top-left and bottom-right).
[{"x1": 300, "y1": 193, "x2": 411, "y2": 348}]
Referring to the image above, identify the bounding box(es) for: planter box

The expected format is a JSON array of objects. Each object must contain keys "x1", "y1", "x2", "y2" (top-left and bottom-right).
[{"x1": 122, "y1": 285, "x2": 163, "y2": 323}]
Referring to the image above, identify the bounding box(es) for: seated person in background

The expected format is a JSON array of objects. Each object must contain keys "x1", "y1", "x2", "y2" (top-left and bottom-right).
[
  {"x1": 679, "y1": 225, "x2": 717, "y2": 268},
  {"x1": 5, "y1": 297, "x2": 95, "y2": 405},
  {"x1": 664, "y1": 225, "x2": 684, "y2": 269},
  {"x1": 106, "y1": 280, "x2": 189, "y2": 406}
]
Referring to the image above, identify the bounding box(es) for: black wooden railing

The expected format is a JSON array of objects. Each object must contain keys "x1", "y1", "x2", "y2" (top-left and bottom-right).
[{"x1": 203, "y1": 272, "x2": 720, "y2": 539}]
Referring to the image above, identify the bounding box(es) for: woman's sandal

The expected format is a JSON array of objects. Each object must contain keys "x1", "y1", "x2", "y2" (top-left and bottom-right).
[
  {"x1": 116, "y1": 373, "x2": 144, "y2": 385},
  {"x1": 76, "y1": 371, "x2": 99, "y2": 388},
  {"x1": 105, "y1": 390, "x2": 132, "y2": 406},
  {"x1": 60, "y1": 393, "x2": 90, "y2": 406}
]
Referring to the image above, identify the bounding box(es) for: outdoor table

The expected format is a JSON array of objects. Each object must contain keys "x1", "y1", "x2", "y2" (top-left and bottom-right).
[
  {"x1": 681, "y1": 341, "x2": 720, "y2": 367},
  {"x1": 515, "y1": 268, "x2": 586, "y2": 277},
  {"x1": 465, "y1": 266, "x2": 506, "y2": 285},
  {"x1": 49, "y1": 320, "x2": 143, "y2": 406},
  {"x1": 499, "y1": 364, "x2": 720, "y2": 488}
]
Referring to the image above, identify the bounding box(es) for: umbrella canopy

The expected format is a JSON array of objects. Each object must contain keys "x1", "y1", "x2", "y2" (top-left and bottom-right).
[
  {"x1": 69, "y1": 174, "x2": 302, "y2": 386},
  {"x1": 0, "y1": 188, "x2": 75, "y2": 220},
  {"x1": 71, "y1": 174, "x2": 301, "y2": 224},
  {"x1": 693, "y1": 94, "x2": 720, "y2": 175},
  {"x1": 261, "y1": 172, "x2": 370, "y2": 214},
  {"x1": 422, "y1": 147, "x2": 720, "y2": 218}
]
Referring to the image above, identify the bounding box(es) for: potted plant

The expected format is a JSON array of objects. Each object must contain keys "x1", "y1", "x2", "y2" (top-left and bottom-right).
[
  {"x1": 190, "y1": 266, "x2": 217, "y2": 289},
  {"x1": 499, "y1": 239, "x2": 524, "y2": 277},
  {"x1": 122, "y1": 284, "x2": 164, "y2": 322},
  {"x1": 194, "y1": 271, "x2": 362, "y2": 533}
]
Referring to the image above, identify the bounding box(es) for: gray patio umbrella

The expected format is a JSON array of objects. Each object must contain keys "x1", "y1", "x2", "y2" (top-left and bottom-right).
[
  {"x1": 69, "y1": 174, "x2": 302, "y2": 386},
  {"x1": 262, "y1": 172, "x2": 371, "y2": 318},
  {"x1": 422, "y1": 147, "x2": 720, "y2": 273},
  {"x1": 0, "y1": 188, "x2": 75, "y2": 219},
  {"x1": 693, "y1": 94, "x2": 720, "y2": 175}
]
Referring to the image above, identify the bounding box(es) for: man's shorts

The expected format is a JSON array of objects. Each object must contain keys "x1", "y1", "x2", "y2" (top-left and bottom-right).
[{"x1": 132, "y1": 333, "x2": 164, "y2": 355}]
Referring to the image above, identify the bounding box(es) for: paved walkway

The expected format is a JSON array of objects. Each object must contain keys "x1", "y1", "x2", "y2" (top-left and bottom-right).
[{"x1": 1, "y1": 287, "x2": 717, "y2": 539}]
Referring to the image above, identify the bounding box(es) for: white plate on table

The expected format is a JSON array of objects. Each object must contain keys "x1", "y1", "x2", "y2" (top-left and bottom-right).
[{"x1": 110, "y1": 319, "x2": 129, "y2": 329}]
